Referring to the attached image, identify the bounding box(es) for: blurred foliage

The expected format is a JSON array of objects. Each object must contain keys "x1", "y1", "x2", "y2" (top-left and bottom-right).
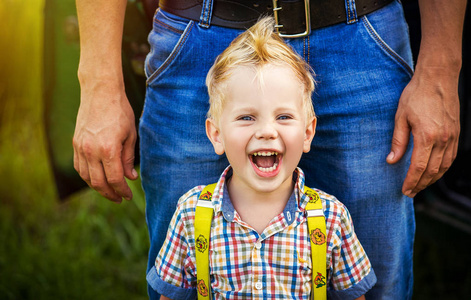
[
  {"x1": 0, "y1": 185, "x2": 149, "y2": 300},
  {"x1": 0, "y1": 0, "x2": 54, "y2": 211},
  {"x1": 0, "y1": 1, "x2": 148, "y2": 299},
  {"x1": 43, "y1": 0, "x2": 81, "y2": 177}
]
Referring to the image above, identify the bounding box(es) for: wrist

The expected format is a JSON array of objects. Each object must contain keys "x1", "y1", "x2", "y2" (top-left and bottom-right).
[
  {"x1": 78, "y1": 63, "x2": 125, "y2": 91},
  {"x1": 78, "y1": 56, "x2": 124, "y2": 77},
  {"x1": 414, "y1": 52, "x2": 462, "y2": 83},
  {"x1": 417, "y1": 33, "x2": 463, "y2": 76},
  {"x1": 77, "y1": 75, "x2": 126, "y2": 109},
  {"x1": 410, "y1": 56, "x2": 461, "y2": 105}
]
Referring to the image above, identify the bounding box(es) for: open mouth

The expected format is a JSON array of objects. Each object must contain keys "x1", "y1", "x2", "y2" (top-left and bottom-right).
[{"x1": 251, "y1": 151, "x2": 280, "y2": 173}]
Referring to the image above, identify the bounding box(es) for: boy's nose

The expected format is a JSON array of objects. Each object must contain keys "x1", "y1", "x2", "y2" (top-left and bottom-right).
[{"x1": 254, "y1": 122, "x2": 278, "y2": 140}]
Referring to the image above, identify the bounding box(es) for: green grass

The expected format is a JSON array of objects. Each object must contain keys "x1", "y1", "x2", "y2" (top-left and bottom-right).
[{"x1": 0, "y1": 186, "x2": 149, "y2": 300}]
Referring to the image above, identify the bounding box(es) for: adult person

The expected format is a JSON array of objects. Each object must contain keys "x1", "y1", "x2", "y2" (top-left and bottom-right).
[{"x1": 73, "y1": 0, "x2": 466, "y2": 299}]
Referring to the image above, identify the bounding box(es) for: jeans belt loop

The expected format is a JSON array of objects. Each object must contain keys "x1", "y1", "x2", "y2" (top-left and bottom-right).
[
  {"x1": 345, "y1": 0, "x2": 358, "y2": 24},
  {"x1": 198, "y1": 0, "x2": 214, "y2": 28},
  {"x1": 273, "y1": 0, "x2": 311, "y2": 38}
]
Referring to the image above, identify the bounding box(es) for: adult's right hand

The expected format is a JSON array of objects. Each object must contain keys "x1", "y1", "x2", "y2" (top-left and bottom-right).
[
  {"x1": 73, "y1": 82, "x2": 138, "y2": 203},
  {"x1": 74, "y1": 0, "x2": 137, "y2": 203}
]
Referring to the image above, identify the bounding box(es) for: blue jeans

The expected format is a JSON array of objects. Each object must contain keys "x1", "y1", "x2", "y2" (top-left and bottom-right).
[{"x1": 140, "y1": 1, "x2": 415, "y2": 299}]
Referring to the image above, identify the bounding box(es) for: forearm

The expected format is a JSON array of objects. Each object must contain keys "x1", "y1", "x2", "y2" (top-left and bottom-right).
[
  {"x1": 76, "y1": 0, "x2": 127, "y2": 91},
  {"x1": 73, "y1": 0, "x2": 137, "y2": 202},
  {"x1": 416, "y1": 0, "x2": 466, "y2": 78}
]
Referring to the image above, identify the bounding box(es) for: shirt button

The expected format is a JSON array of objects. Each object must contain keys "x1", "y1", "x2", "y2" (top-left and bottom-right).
[
  {"x1": 255, "y1": 242, "x2": 262, "y2": 250},
  {"x1": 286, "y1": 211, "x2": 292, "y2": 222},
  {"x1": 255, "y1": 281, "x2": 263, "y2": 290}
]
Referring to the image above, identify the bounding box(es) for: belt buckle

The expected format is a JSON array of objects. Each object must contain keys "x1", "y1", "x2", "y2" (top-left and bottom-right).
[{"x1": 272, "y1": 0, "x2": 311, "y2": 38}]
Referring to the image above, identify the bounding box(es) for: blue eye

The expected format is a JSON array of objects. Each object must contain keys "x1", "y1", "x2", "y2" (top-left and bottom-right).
[
  {"x1": 238, "y1": 115, "x2": 253, "y2": 121},
  {"x1": 278, "y1": 115, "x2": 292, "y2": 120}
]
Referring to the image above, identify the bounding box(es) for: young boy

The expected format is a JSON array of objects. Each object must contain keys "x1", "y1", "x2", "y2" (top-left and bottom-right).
[{"x1": 147, "y1": 17, "x2": 376, "y2": 299}]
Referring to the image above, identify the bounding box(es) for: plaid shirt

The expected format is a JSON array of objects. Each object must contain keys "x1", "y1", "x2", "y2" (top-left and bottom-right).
[{"x1": 148, "y1": 167, "x2": 376, "y2": 299}]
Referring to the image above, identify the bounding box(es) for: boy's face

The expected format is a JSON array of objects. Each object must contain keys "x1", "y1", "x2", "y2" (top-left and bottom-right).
[{"x1": 206, "y1": 64, "x2": 316, "y2": 195}]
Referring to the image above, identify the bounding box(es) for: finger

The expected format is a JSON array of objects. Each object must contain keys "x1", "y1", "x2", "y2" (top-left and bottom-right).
[
  {"x1": 402, "y1": 139, "x2": 432, "y2": 197},
  {"x1": 102, "y1": 149, "x2": 133, "y2": 201},
  {"x1": 430, "y1": 140, "x2": 456, "y2": 185},
  {"x1": 410, "y1": 145, "x2": 445, "y2": 195},
  {"x1": 78, "y1": 152, "x2": 92, "y2": 185},
  {"x1": 73, "y1": 145, "x2": 80, "y2": 174},
  {"x1": 73, "y1": 138, "x2": 90, "y2": 184},
  {"x1": 451, "y1": 133, "x2": 459, "y2": 161},
  {"x1": 122, "y1": 134, "x2": 138, "y2": 181},
  {"x1": 88, "y1": 159, "x2": 123, "y2": 203},
  {"x1": 74, "y1": 141, "x2": 93, "y2": 186},
  {"x1": 387, "y1": 117, "x2": 410, "y2": 165}
]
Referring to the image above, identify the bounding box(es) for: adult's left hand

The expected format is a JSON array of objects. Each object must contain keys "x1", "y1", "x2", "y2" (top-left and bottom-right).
[
  {"x1": 386, "y1": 66, "x2": 460, "y2": 198},
  {"x1": 386, "y1": 0, "x2": 466, "y2": 198}
]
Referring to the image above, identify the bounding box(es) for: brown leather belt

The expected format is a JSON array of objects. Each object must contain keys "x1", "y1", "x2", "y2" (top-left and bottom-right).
[{"x1": 159, "y1": 0, "x2": 394, "y2": 37}]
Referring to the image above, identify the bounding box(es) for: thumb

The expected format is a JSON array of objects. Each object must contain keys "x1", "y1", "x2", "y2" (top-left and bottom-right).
[
  {"x1": 387, "y1": 118, "x2": 410, "y2": 164},
  {"x1": 122, "y1": 135, "x2": 138, "y2": 180}
]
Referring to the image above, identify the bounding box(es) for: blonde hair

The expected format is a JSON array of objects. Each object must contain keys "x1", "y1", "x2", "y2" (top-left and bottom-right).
[{"x1": 206, "y1": 16, "x2": 315, "y2": 123}]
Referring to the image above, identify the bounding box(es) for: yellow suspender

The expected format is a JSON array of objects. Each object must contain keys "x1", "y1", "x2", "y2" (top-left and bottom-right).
[
  {"x1": 195, "y1": 183, "x2": 217, "y2": 300},
  {"x1": 194, "y1": 184, "x2": 326, "y2": 300},
  {"x1": 304, "y1": 186, "x2": 327, "y2": 300}
]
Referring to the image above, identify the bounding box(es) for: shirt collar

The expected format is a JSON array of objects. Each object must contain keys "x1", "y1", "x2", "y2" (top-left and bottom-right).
[{"x1": 212, "y1": 166, "x2": 310, "y2": 225}]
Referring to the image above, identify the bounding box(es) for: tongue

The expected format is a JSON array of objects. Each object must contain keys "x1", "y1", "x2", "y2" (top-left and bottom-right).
[{"x1": 253, "y1": 155, "x2": 276, "y2": 168}]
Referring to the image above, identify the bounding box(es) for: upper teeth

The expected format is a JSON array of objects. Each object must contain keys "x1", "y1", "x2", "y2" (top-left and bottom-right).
[{"x1": 253, "y1": 152, "x2": 278, "y2": 156}]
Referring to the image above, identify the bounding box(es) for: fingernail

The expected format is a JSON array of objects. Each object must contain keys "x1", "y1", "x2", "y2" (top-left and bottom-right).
[
  {"x1": 404, "y1": 190, "x2": 413, "y2": 197},
  {"x1": 387, "y1": 151, "x2": 395, "y2": 161},
  {"x1": 132, "y1": 168, "x2": 138, "y2": 178}
]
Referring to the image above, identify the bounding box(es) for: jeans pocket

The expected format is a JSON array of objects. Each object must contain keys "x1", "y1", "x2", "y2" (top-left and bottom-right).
[
  {"x1": 360, "y1": 1, "x2": 414, "y2": 78},
  {"x1": 145, "y1": 9, "x2": 195, "y2": 85}
]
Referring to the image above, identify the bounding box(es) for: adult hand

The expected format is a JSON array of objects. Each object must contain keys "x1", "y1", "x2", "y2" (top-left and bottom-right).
[
  {"x1": 73, "y1": 83, "x2": 138, "y2": 203},
  {"x1": 386, "y1": 66, "x2": 460, "y2": 198},
  {"x1": 74, "y1": 0, "x2": 136, "y2": 203},
  {"x1": 386, "y1": 0, "x2": 465, "y2": 198}
]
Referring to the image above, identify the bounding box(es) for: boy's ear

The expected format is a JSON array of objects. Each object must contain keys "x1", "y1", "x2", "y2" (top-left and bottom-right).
[
  {"x1": 303, "y1": 116, "x2": 317, "y2": 153},
  {"x1": 206, "y1": 118, "x2": 225, "y2": 155}
]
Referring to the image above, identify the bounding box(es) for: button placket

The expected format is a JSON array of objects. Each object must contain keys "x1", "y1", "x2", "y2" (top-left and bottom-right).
[{"x1": 251, "y1": 238, "x2": 264, "y2": 295}]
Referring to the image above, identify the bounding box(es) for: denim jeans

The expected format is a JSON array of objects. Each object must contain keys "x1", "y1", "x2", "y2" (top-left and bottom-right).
[{"x1": 140, "y1": 1, "x2": 415, "y2": 299}]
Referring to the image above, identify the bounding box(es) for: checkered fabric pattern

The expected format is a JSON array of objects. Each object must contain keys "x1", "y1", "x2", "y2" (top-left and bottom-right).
[{"x1": 154, "y1": 166, "x2": 372, "y2": 299}]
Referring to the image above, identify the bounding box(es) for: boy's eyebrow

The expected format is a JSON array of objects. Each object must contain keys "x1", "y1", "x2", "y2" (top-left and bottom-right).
[
  {"x1": 230, "y1": 105, "x2": 303, "y2": 116},
  {"x1": 273, "y1": 104, "x2": 302, "y2": 112},
  {"x1": 230, "y1": 106, "x2": 257, "y2": 115}
]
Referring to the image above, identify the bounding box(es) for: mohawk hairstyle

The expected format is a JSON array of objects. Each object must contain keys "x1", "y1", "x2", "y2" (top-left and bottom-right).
[{"x1": 206, "y1": 16, "x2": 316, "y2": 123}]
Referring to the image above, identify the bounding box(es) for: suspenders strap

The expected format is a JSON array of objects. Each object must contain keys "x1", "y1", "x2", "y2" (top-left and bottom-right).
[
  {"x1": 195, "y1": 183, "x2": 217, "y2": 299},
  {"x1": 304, "y1": 186, "x2": 327, "y2": 300},
  {"x1": 194, "y1": 184, "x2": 327, "y2": 299}
]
